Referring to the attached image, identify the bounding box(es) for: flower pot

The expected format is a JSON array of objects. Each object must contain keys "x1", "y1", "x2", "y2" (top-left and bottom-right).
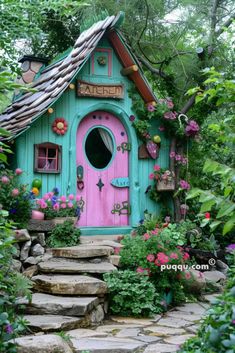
[
  {"x1": 157, "y1": 180, "x2": 175, "y2": 192},
  {"x1": 31, "y1": 210, "x2": 45, "y2": 220}
]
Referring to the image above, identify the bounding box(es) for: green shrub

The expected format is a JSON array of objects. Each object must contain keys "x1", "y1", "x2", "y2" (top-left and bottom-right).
[
  {"x1": 46, "y1": 220, "x2": 80, "y2": 248},
  {"x1": 0, "y1": 210, "x2": 32, "y2": 353},
  {"x1": 103, "y1": 270, "x2": 163, "y2": 317}
]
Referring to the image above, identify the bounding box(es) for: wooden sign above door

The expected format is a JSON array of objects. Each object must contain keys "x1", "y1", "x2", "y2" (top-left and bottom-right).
[{"x1": 77, "y1": 80, "x2": 124, "y2": 99}]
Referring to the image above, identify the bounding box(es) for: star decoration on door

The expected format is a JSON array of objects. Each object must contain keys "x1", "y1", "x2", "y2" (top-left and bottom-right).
[{"x1": 96, "y1": 178, "x2": 104, "y2": 192}]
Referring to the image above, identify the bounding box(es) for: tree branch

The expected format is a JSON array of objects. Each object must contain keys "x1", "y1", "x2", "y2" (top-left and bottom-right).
[
  {"x1": 215, "y1": 13, "x2": 235, "y2": 37},
  {"x1": 137, "y1": 55, "x2": 170, "y2": 79},
  {"x1": 179, "y1": 94, "x2": 196, "y2": 114}
]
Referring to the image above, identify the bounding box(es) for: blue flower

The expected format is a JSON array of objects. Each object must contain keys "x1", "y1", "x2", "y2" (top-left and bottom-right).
[{"x1": 53, "y1": 187, "x2": 60, "y2": 195}]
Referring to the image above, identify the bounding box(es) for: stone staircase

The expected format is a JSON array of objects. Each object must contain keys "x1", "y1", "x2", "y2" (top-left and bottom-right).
[{"x1": 19, "y1": 244, "x2": 118, "y2": 333}]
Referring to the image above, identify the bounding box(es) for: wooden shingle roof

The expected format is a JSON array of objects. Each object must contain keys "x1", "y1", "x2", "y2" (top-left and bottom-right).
[{"x1": 0, "y1": 13, "x2": 156, "y2": 137}]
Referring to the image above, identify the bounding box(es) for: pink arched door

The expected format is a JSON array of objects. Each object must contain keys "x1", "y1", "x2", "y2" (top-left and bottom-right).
[{"x1": 76, "y1": 111, "x2": 130, "y2": 227}]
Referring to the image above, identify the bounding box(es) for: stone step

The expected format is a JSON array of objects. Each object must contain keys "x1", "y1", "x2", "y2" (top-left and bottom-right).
[
  {"x1": 32, "y1": 274, "x2": 107, "y2": 295},
  {"x1": 70, "y1": 337, "x2": 146, "y2": 353},
  {"x1": 24, "y1": 315, "x2": 83, "y2": 332},
  {"x1": 38, "y1": 258, "x2": 117, "y2": 274},
  {"x1": 51, "y1": 245, "x2": 113, "y2": 259},
  {"x1": 18, "y1": 293, "x2": 99, "y2": 316},
  {"x1": 15, "y1": 334, "x2": 73, "y2": 353}
]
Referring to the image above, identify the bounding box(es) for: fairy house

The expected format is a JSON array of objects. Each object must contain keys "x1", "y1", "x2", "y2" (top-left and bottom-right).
[{"x1": 0, "y1": 13, "x2": 171, "y2": 234}]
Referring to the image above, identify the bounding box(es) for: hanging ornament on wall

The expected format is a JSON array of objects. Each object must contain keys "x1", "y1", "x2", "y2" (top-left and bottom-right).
[{"x1": 52, "y1": 118, "x2": 68, "y2": 135}]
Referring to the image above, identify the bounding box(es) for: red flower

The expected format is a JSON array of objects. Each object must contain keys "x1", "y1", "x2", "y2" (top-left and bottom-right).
[{"x1": 205, "y1": 212, "x2": 210, "y2": 219}]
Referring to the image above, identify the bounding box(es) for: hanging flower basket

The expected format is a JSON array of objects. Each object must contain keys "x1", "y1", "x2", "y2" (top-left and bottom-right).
[{"x1": 157, "y1": 179, "x2": 175, "y2": 192}]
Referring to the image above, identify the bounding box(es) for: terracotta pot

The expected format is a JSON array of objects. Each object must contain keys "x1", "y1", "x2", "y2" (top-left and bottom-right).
[{"x1": 31, "y1": 210, "x2": 45, "y2": 220}]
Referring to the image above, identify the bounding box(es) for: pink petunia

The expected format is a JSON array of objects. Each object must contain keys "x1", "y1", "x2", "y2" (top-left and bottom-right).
[
  {"x1": 185, "y1": 272, "x2": 191, "y2": 280},
  {"x1": 183, "y1": 252, "x2": 190, "y2": 261},
  {"x1": 1, "y1": 176, "x2": 9, "y2": 184},
  {"x1": 136, "y1": 267, "x2": 145, "y2": 273},
  {"x1": 143, "y1": 233, "x2": 150, "y2": 241},
  {"x1": 149, "y1": 173, "x2": 155, "y2": 180},
  {"x1": 61, "y1": 203, "x2": 66, "y2": 209},
  {"x1": 147, "y1": 104, "x2": 155, "y2": 112},
  {"x1": 15, "y1": 168, "x2": 23, "y2": 175},
  {"x1": 53, "y1": 203, "x2": 60, "y2": 211},
  {"x1": 170, "y1": 252, "x2": 178, "y2": 260},
  {"x1": 11, "y1": 188, "x2": 19, "y2": 197},
  {"x1": 153, "y1": 165, "x2": 161, "y2": 171},
  {"x1": 76, "y1": 195, "x2": 80, "y2": 202},
  {"x1": 67, "y1": 202, "x2": 73, "y2": 208},
  {"x1": 147, "y1": 254, "x2": 155, "y2": 262},
  {"x1": 43, "y1": 193, "x2": 50, "y2": 200},
  {"x1": 48, "y1": 192, "x2": 54, "y2": 198},
  {"x1": 40, "y1": 201, "x2": 48, "y2": 209},
  {"x1": 60, "y1": 195, "x2": 66, "y2": 202},
  {"x1": 68, "y1": 194, "x2": 74, "y2": 200}
]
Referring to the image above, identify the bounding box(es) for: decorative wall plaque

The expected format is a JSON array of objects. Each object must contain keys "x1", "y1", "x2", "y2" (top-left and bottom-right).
[
  {"x1": 111, "y1": 177, "x2": 129, "y2": 188},
  {"x1": 77, "y1": 80, "x2": 124, "y2": 99}
]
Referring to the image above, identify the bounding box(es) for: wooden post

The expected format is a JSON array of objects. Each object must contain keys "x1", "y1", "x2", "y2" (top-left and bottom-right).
[{"x1": 121, "y1": 65, "x2": 138, "y2": 76}]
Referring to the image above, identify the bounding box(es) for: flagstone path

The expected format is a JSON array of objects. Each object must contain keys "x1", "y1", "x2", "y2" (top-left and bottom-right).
[{"x1": 15, "y1": 295, "x2": 217, "y2": 353}]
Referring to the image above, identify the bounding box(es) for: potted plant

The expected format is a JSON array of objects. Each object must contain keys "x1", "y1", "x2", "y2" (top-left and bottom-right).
[{"x1": 149, "y1": 165, "x2": 175, "y2": 191}]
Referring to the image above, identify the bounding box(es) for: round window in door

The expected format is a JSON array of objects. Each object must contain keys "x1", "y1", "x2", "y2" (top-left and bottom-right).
[{"x1": 85, "y1": 127, "x2": 115, "y2": 169}]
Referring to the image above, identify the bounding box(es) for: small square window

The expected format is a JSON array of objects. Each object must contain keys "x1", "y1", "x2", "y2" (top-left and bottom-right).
[{"x1": 34, "y1": 143, "x2": 61, "y2": 173}]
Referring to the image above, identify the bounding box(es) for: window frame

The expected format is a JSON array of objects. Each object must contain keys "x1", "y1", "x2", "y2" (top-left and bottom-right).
[{"x1": 34, "y1": 142, "x2": 62, "y2": 174}]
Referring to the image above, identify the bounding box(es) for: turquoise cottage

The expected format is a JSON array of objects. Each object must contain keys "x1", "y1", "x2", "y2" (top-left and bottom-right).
[{"x1": 0, "y1": 13, "x2": 171, "y2": 235}]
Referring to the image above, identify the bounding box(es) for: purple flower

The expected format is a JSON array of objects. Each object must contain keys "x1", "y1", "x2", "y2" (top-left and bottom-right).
[
  {"x1": 51, "y1": 195, "x2": 58, "y2": 205},
  {"x1": 53, "y1": 187, "x2": 60, "y2": 195},
  {"x1": 226, "y1": 244, "x2": 235, "y2": 253},
  {"x1": 5, "y1": 324, "x2": 13, "y2": 334},
  {"x1": 147, "y1": 104, "x2": 155, "y2": 112},
  {"x1": 165, "y1": 216, "x2": 171, "y2": 223},
  {"x1": 169, "y1": 151, "x2": 176, "y2": 158},
  {"x1": 129, "y1": 115, "x2": 136, "y2": 122},
  {"x1": 232, "y1": 320, "x2": 235, "y2": 325},
  {"x1": 164, "y1": 111, "x2": 177, "y2": 120},
  {"x1": 185, "y1": 120, "x2": 200, "y2": 137},
  {"x1": 175, "y1": 154, "x2": 182, "y2": 161},
  {"x1": 179, "y1": 180, "x2": 190, "y2": 190},
  {"x1": 181, "y1": 157, "x2": 188, "y2": 165},
  {"x1": 166, "y1": 99, "x2": 174, "y2": 109}
]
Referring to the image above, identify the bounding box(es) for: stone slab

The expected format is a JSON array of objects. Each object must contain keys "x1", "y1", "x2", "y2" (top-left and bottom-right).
[
  {"x1": 176, "y1": 303, "x2": 206, "y2": 315},
  {"x1": 134, "y1": 335, "x2": 161, "y2": 343},
  {"x1": 14, "y1": 334, "x2": 73, "y2": 353},
  {"x1": 167, "y1": 311, "x2": 203, "y2": 322},
  {"x1": 116, "y1": 328, "x2": 140, "y2": 337},
  {"x1": 52, "y1": 245, "x2": 113, "y2": 259},
  {"x1": 96, "y1": 324, "x2": 143, "y2": 334},
  {"x1": 24, "y1": 315, "x2": 83, "y2": 332},
  {"x1": 203, "y1": 270, "x2": 226, "y2": 283},
  {"x1": 67, "y1": 328, "x2": 108, "y2": 338},
  {"x1": 18, "y1": 293, "x2": 99, "y2": 316},
  {"x1": 38, "y1": 258, "x2": 117, "y2": 274},
  {"x1": 154, "y1": 317, "x2": 191, "y2": 328},
  {"x1": 32, "y1": 274, "x2": 107, "y2": 295},
  {"x1": 111, "y1": 316, "x2": 158, "y2": 326},
  {"x1": 164, "y1": 334, "x2": 195, "y2": 345},
  {"x1": 144, "y1": 326, "x2": 186, "y2": 336},
  {"x1": 71, "y1": 337, "x2": 146, "y2": 353},
  {"x1": 186, "y1": 325, "x2": 200, "y2": 334},
  {"x1": 143, "y1": 343, "x2": 178, "y2": 353}
]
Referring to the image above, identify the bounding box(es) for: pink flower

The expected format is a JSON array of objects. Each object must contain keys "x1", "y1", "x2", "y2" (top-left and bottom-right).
[
  {"x1": 48, "y1": 192, "x2": 54, "y2": 197},
  {"x1": 181, "y1": 157, "x2": 188, "y2": 165},
  {"x1": 157, "y1": 252, "x2": 169, "y2": 265},
  {"x1": 67, "y1": 202, "x2": 73, "y2": 208},
  {"x1": 166, "y1": 99, "x2": 174, "y2": 109},
  {"x1": 143, "y1": 233, "x2": 150, "y2": 241},
  {"x1": 61, "y1": 203, "x2": 66, "y2": 209},
  {"x1": 164, "y1": 111, "x2": 177, "y2": 120},
  {"x1": 158, "y1": 126, "x2": 165, "y2": 131},
  {"x1": 11, "y1": 188, "x2": 19, "y2": 197},
  {"x1": 136, "y1": 267, "x2": 145, "y2": 273},
  {"x1": 147, "y1": 254, "x2": 155, "y2": 262},
  {"x1": 60, "y1": 195, "x2": 66, "y2": 202},
  {"x1": 175, "y1": 154, "x2": 182, "y2": 161},
  {"x1": 147, "y1": 104, "x2": 155, "y2": 112},
  {"x1": 15, "y1": 168, "x2": 23, "y2": 175},
  {"x1": 53, "y1": 203, "x2": 60, "y2": 210},
  {"x1": 183, "y1": 252, "x2": 190, "y2": 261},
  {"x1": 154, "y1": 165, "x2": 161, "y2": 171},
  {"x1": 68, "y1": 194, "x2": 74, "y2": 200},
  {"x1": 169, "y1": 151, "x2": 176, "y2": 158},
  {"x1": 76, "y1": 195, "x2": 80, "y2": 202},
  {"x1": 149, "y1": 173, "x2": 154, "y2": 180},
  {"x1": 43, "y1": 193, "x2": 50, "y2": 200},
  {"x1": 185, "y1": 272, "x2": 191, "y2": 280},
  {"x1": 40, "y1": 201, "x2": 48, "y2": 209},
  {"x1": 170, "y1": 252, "x2": 178, "y2": 260},
  {"x1": 154, "y1": 259, "x2": 161, "y2": 266},
  {"x1": 179, "y1": 180, "x2": 190, "y2": 190},
  {"x1": 1, "y1": 176, "x2": 9, "y2": 184},
  {"x1": 114, "y1": 247, "x2": 121, "y2": 255},
  {"x1": 165, "y1": 216, "x2": 171, "y2": 223}
]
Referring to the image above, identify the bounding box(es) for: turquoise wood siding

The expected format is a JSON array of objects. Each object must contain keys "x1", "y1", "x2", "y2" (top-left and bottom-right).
[{"x1": 14, "y1": 38, "x2": 171, "y2": 227}]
